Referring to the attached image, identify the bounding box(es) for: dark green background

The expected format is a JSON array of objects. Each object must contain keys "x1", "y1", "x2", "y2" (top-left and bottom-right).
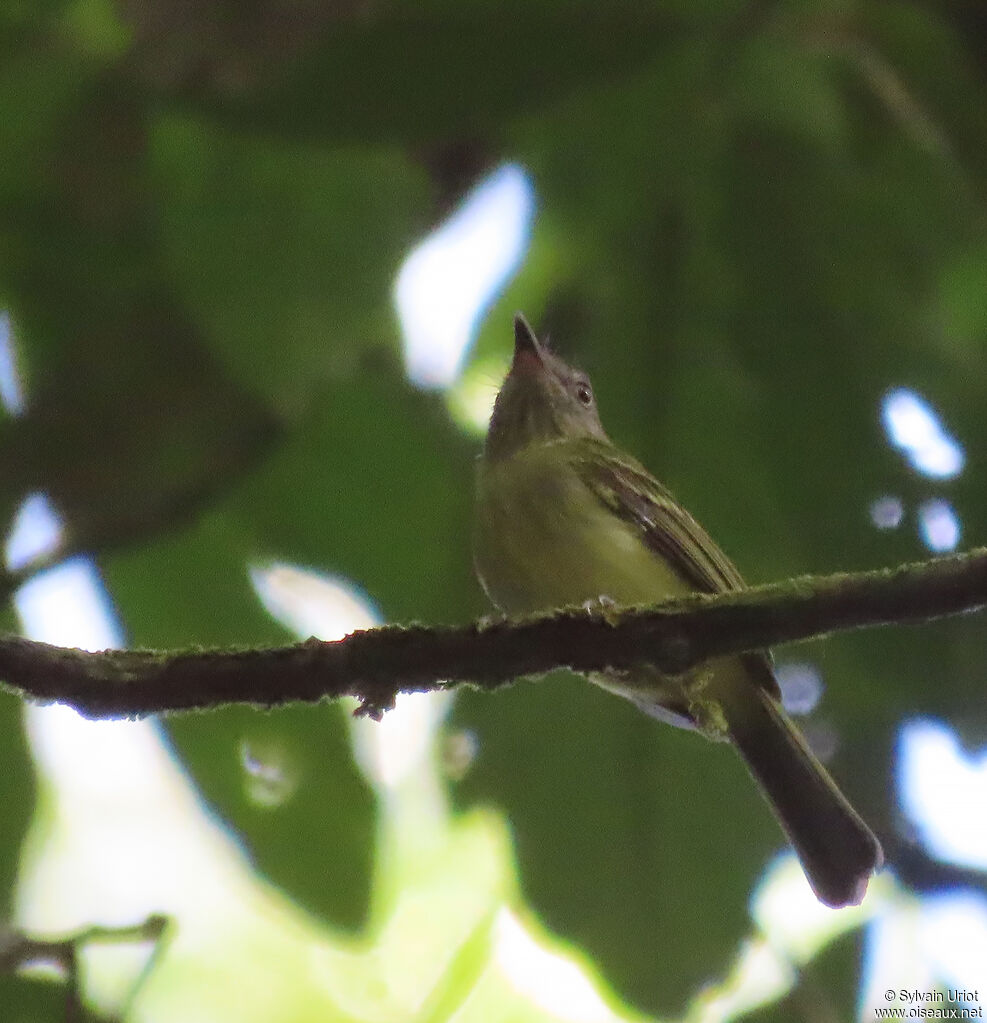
[{"x1": 2, "y1": 0, "x2": 986, "y2": 1017}]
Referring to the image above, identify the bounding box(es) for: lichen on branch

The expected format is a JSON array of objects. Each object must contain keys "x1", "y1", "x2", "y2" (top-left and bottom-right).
[{"x1": 1, "y1": 548, "x2": 986, "y2": 720}]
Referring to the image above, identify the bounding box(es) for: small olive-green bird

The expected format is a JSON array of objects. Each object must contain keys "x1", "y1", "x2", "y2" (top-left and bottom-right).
[{"x1": 474, "y1": 314, "x2": 882, "y2": 908}]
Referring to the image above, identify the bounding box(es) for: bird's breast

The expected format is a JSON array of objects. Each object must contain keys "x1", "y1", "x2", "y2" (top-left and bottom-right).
[{"x1": 474, "y1": 445, "x2": 691, "y2": 616}]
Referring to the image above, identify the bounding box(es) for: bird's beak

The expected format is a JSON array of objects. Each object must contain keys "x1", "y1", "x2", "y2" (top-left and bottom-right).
[{"x1": 512, "y1": 313, "x2": 545, "y2": 373}]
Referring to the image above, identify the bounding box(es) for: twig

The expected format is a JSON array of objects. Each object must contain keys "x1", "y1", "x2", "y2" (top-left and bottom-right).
[
  {"x1": 1, "y1": 548, "x2": 986, "y2": 721},
  {"x1": 0, "y1": 915, "x2": 170, "y2": 1023}
]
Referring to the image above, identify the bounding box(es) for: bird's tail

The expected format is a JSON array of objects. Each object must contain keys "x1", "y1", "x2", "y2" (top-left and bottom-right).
[{"x1": 717, "y1": 666, "x2": 883, "y2": 907}]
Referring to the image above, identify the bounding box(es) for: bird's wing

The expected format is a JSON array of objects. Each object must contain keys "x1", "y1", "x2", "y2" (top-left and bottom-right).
[
  {"x1": 570, "y1": 438, "x2": 777, "y2": 689},
  {"x1": 571, "y1": 439, "x2": 746, "y2": 595}
]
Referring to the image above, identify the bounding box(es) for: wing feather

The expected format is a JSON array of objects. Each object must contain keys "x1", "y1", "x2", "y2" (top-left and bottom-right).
[
  {"x1": 570, "y1": 438, "x2": 777, "y2": 691},
  {"x1": 571, "y1": 439, "x2": 745, "y2": 595}
]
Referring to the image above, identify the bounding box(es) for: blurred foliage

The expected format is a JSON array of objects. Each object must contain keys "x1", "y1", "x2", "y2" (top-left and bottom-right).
[
  {"x1": 2, "y1": 0, "x2": 987, "y2": 1018},
  {"x1": 0, "y1": 971, "x2": 64, "y2": 1022},
  {"x1": 0, "y1": 690, "x2": 33, "y2": 919}
]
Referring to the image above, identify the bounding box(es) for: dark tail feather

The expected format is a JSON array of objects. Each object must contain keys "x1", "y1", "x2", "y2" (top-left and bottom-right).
[{"x1": 725, "y1": 685, "x2": 883, "y2": 907}]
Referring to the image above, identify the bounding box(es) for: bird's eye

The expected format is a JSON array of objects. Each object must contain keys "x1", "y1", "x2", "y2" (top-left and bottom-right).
[{"x1": 575, "y1": 382, "x2": 594, "y2": 406}]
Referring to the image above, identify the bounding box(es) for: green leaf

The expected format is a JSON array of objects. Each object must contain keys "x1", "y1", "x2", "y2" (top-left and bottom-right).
[
  {"x1": 183, "y1": 7, "x2": 684, "y2": 145},
  {"x1": 150, "y1": 117, "x2": 428, "y2": 409}
]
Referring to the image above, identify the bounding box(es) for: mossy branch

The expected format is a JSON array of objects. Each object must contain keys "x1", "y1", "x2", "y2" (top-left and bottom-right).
[{"x1": 2, "y1": 548, "x2": 986, "y2": 720}]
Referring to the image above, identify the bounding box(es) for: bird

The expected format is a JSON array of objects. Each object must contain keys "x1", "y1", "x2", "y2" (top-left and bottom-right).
[{"x1": 473, "y1": 313, "x2": 883, "y2": 907}]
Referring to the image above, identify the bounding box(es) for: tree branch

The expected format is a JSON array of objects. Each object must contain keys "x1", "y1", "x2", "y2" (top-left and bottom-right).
[{"x1": 2, "y1": 548, "x2": 987, "y2": 720}]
